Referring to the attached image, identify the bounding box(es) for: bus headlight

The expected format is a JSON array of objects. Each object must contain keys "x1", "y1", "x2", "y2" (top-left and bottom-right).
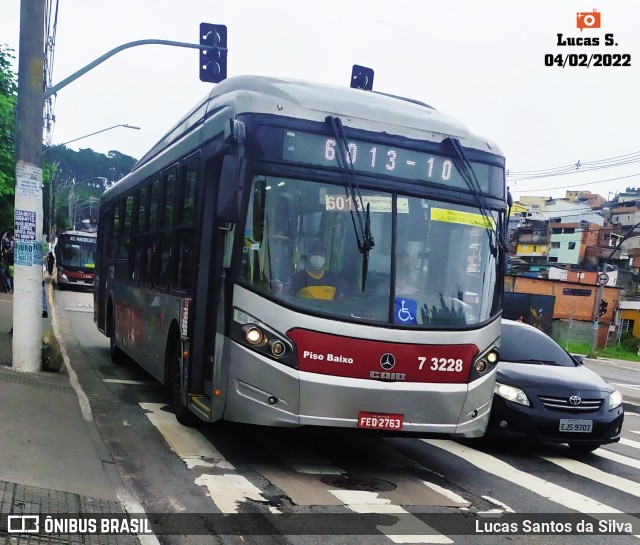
[
  {"x1": 232, "y1": 308, "x2": 295, "y2": 366},
  {"x1": 243, "y1": 325, "x2": 265, "y2": 346},
  {"x1": 469, "y1": 347, "x2": 499, "y2": 380}
]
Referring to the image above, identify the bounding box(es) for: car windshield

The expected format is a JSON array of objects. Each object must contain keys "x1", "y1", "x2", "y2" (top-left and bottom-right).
[
  {"x1": 238, "y1": 175, "x2": 502, "y2": 328},
  {"x1": 500, "y1": 323, "x2": 577, "y2": 367}
]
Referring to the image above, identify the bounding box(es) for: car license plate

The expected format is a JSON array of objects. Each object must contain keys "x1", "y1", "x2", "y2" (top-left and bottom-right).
[
  {"x1": 559, "y1": 419, "x2": 593, "y2": 433},
  {"x1": 358, "y1": 412, "x2": 404, "y2": 430}
]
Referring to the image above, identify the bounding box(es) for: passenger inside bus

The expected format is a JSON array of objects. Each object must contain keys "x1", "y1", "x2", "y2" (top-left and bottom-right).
[{"x1": 292, "y1": 243, "x2": 340, "y2": 300}]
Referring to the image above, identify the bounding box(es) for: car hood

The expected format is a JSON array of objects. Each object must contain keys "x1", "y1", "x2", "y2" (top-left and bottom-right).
[{"x1": 497, "y1": 361, "x2": 613, "y2": 393}]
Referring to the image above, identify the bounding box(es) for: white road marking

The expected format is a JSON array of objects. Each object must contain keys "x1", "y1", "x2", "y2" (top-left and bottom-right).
[
  {"x1": 103, "y1": 378, "x2": 157, "y2": 386},
  {"x1": 423, "y1": 439, "x2": 640, "y2": 540},
  {"x1": 620, "y1": 437, "x2": 640, "y2": 450},
  {"x1": 595, "y1": 448, "x2": 640, "y2": 470},
  {"x1": 139, "y1": 402, "x2": 233, "y2": 469},
  {"x1": 329, "y1": 490, "x2": 452, "y2": 544},
  {"x1": 195, "y1": 474, "x2": 280, "y2": 514},
  {"x1": 421, "y1": 481, "x2": 467, "y2": 506},
  {"x1": 541, "y1": 455, "x2": 640, "y2": 498},
  {"x1": 140, "y1": 402, "x2": 280, "y2": 514},
  {"x1": 481, "y1": 495, "x2": 514, "y2": 513}
]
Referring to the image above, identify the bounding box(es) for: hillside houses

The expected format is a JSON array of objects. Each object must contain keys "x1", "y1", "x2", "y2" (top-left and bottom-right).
[{"x1": 507, "y1": 189, "x2": 640, "y2": 347}]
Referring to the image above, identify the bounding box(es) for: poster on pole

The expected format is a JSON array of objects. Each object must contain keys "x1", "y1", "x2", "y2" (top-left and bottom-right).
[{"x1": 15, "y1": 162, "x2": 42, "y2": 200}]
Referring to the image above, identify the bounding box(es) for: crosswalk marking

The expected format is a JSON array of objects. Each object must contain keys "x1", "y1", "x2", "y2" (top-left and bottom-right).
[
  {"x1": 140, "y1": 402, "x2": 232, "y2": 469},
  {"x1": 620, "y1": 437, "x2": 640, "y2": 450},
  {"x1": 195, "y1": 474, "x2": 281, "y2": 514},
  {"x1": 139, "y1": 399, "x2": 640, "y2": 542},
  {"x1": 595, "y1": 448, "x2": 640, "y2": 470},
  {"x1": 329, "y1": 490, "x2": 453, "y2": 544},
  {"x1": 541, "y1": 455, "x2": 640, "y2": 498},
  {"x1": 140, "y1": 402, "x2": 280, "y2": 514},
  {"x1": 423, "y1": 439, "x2": 640, "y2": 540}
]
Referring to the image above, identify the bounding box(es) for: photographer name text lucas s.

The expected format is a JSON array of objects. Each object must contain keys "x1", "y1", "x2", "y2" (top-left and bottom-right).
[{"x1": 556, "y1": 33, "x2": 616, "y2": 46}]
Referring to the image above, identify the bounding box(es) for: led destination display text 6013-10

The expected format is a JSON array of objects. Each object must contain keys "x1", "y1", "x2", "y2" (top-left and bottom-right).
[{"x1": 282, "y1": 130, "x2": 496, "y2": 192}]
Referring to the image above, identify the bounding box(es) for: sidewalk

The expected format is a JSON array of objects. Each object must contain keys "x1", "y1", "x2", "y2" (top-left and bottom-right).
[{"x1": 0, "y1": 279, "x2": 142, "y2": 543}]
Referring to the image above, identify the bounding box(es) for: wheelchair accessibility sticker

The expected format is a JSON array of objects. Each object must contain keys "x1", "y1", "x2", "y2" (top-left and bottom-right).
[{"x1": 394, "y1": 297, "x2": 417, "y2": 324}]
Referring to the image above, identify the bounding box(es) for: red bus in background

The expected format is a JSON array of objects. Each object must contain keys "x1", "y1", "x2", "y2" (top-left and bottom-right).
[{"x1": 54, "y1": 230, "x2": 97, "y2": 290}]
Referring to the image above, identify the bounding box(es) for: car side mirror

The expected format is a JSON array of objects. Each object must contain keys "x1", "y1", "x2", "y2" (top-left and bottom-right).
[{"x1": 571, "y1": 354, "x2": 585, "y2": 366}]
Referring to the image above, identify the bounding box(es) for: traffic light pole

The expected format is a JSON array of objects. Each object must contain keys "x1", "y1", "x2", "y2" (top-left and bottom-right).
[
  {"x1": 44, "y1": 39, "x2": 225, "y2": 99},
  {"x1": 590, "y1": 281, "x2": 604, "y2": 356}
]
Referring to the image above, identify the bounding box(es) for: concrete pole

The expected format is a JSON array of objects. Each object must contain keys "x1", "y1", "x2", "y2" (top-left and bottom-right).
[{"x1": 13, "y1": 0, "x2": 45, "y2": 372}]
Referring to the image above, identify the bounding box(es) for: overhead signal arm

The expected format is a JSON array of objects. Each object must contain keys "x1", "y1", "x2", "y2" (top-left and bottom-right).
[{"x1": 44, "y1": 33, "x2": 227, "y2": 99}]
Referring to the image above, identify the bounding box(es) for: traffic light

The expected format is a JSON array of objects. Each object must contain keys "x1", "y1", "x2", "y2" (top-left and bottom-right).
[
  {"x1": 598, "y1": 299, "x2": 608, "y2": 317},
  {"x1": 350, "y1": 65, "x2": 374, "y2": 90},
  {"x1": 199, "y1": 23, "x2": 227, "y2": 83}
]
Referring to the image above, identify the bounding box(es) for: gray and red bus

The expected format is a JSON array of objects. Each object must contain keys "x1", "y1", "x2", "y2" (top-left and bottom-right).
[
  {"x1": 54, "y1": 230, "x2": 97, "y2": 289},
  {"x1": 95, "y1": 75, "x2": 507, "y2": 434}
]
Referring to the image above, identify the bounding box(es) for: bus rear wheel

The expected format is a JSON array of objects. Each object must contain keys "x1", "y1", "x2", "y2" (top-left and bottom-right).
[
  {"x1": 109, "y1": 309, "x2": 127, "y2": 365},
  {"x1": 170, "y1": 341, "x2": 199, "y2": 427}
]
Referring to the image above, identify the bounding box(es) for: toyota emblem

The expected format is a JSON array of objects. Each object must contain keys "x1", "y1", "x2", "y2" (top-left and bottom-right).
[
  {"x1": 380, "y1": 353, "x2": 396, "y2": 370},
  {"x1": 569, "y1": 395, "x2": 582, "y2": 406}
]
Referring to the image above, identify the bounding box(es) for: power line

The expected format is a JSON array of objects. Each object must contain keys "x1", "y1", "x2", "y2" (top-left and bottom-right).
[
  {"x1": 507, "y1": 150, "x2": 640, "y2": 181},
  {"x1": 509, "y1": 172, "x2": 640, "y2": 193}
]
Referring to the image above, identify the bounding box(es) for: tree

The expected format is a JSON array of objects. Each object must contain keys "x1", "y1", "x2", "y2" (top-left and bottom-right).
[{"x1": 0, "y1": 44, "x2": 17, "y2": 230}]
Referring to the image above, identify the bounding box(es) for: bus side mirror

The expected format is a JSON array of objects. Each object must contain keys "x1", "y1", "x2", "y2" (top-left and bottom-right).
[{"x1": 217, "y1": 155, "x2": 245, "y2": 224}]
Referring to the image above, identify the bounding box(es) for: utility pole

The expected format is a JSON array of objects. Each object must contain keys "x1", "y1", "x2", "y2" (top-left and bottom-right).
[{"x1": 13, "y1": 0, "x2": 45, "y2": 372}]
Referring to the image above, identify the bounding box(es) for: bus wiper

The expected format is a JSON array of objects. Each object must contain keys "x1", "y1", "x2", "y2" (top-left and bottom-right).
[
  {"x1": 327, "y1": 116, "x2": 375, "y2": 290},
  {"x1": 443, "y1": 138, "x2": 508, "y2": 257}
]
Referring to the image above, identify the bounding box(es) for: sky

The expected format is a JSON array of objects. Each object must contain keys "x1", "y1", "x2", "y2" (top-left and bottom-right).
[{"x1": 2, "y1": 0, "x2": 640, "y2": 201}]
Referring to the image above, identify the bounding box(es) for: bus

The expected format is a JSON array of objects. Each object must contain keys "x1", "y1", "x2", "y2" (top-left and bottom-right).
[
  {"x1": 54, "y1": 230, "x2": 97, "y2": 289},
  {"x1": 95, "y1": 75, "x2": 508, "y2": 434}
]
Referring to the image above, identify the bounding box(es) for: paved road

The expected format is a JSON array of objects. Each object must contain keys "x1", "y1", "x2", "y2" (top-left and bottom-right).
[{"x1": 52, "y1": 288, "x2": 640, "y2": 545}]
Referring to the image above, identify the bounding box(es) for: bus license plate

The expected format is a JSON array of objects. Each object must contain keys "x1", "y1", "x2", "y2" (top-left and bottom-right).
[
  {"x1": 358, "y1": 412, "x2": 404, "y2": 430},
  {"x1": 559, "y1": 419, "x2": 593, "y2": 433}
]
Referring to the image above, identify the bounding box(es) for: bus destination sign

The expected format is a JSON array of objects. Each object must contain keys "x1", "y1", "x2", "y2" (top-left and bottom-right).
[{"x1": 282, "y1": 130, "x2": 498, "y2": 194}]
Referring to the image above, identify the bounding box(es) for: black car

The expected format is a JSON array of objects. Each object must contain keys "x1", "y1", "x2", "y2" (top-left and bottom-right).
[{"x1": 486, "y1": 319, "x2": 624, "y2": 452}]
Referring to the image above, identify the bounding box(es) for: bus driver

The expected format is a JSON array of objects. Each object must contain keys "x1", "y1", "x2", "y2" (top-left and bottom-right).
[{"x1": 293, "y1": 243, "x2": 340, "y2": 300}]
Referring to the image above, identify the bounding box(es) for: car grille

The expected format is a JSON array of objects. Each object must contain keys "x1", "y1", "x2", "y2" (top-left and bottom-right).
[{"x1": 538, "y1": 395, "x2": 602, "y2": 412}]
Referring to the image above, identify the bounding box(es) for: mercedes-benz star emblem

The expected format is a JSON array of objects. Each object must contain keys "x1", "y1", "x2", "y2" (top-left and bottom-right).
[
  {"x1": 569, "y1": 395, "x2": 582, "y2": 406},
  {"x1": 380, "y1": 353, "x2": 396, "y2": 370}
]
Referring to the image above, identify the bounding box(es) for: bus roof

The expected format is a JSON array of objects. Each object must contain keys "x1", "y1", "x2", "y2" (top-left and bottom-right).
[{"x1": 133, "y1": 75, "x2": 503, "y2": 172}]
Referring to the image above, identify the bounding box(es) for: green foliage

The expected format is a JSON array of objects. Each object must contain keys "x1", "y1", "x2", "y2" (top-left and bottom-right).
[
  {"x1": 617, "y1": 331, "x2": 639, "y2": 352},
  {"x1": 0, "y1": 44, "x2": 17, "y2": 229},
  {"x1": 45, "y1": 146, "x2": 137, "y2": 233}
]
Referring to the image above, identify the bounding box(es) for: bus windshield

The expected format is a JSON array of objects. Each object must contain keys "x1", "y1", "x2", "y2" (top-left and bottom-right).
[
  {"x1": 239, "y1": 176, "x2": 500, "y2": 327},
  {"x1": 57, "y1": 234, "x2": 96, "y2": 269}
]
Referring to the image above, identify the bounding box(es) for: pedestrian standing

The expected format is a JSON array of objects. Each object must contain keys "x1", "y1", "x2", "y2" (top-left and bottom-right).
[{"x1": 47, "y1": 251, "x2": 55, "y2": 276}]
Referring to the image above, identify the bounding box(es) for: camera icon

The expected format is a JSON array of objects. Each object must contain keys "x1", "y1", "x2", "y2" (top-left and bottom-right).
[{"x1": 577, "y1": 9, "x2": 601, "y2": 31}]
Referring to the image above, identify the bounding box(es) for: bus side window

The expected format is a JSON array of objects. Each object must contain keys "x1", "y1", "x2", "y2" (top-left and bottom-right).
[
  {"x1": 172, "y1": 159, "x2": 199, "y2": 292},
  {"x1": 156, "y1": 169, "x2": 176, "y2": 289},
  {"x1": 109, "y1": 204, "x2": 121, "y2": 260},
  {"x1": 141, "y1": 179, "x2": 160, "y2": 286},
  {"x1": 132, "y1": 186, "x2": 146, "y2": 282}
]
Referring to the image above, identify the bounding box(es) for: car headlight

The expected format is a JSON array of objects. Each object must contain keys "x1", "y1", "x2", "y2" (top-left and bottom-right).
[
  {"x1": 495, "y1": 382, "x2": 531, "y2": 407},
  {"x1": 608, "y1": 389, "x2": 623, "y2": 410}
]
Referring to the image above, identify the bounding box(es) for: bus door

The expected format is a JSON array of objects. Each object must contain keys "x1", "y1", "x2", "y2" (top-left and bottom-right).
[
  {"x1": 187, "y1": 155, "x2": 242, "y2": 421},
  {"x1": 95, "y1": 210, "x2": 111, "y2": 333}
]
